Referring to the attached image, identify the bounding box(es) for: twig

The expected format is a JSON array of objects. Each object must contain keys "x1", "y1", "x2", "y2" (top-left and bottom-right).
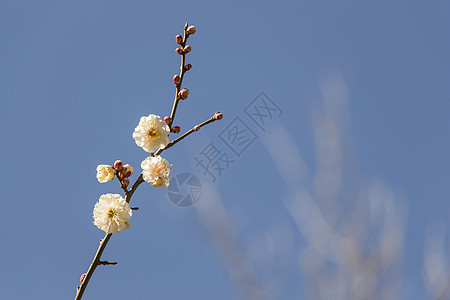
[
  {"x1": 168, "y1": 22, "x2": 190, "y2": 128},
  {"x1": 75, "y1": 233, "x2": 112, "y2": 300},
  {"x1": 115, "y1": 173, "x2": 129, "y2": 195},
  {"x1": 155, "y1": 113, "x2": 222, "y2": 156},
  {"x1": 98, "y1": 261, "x2": 118, "y2": 265}
]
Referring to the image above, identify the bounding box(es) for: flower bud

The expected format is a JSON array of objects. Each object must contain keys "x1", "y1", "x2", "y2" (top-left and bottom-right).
[
  {"x1": 178, "y1": 88, "x2": 189, "y2": 100},
  {"x1": 213, "y1": 112, "x2": 223, "y2": 120},
  {"x1": 187, "y1": 26, "x2": 196, "y2": 35},
  {"x1": 193, "y1": 125, "x2": 200, "y2": 132},
  {"x1": 184, "y1": 64, "x2": 192, "y2": 71},
  {"x1": 164, "y1": 116, "x2": 172, "y2": 125},
  {"x1": 122, "y1": 177, "x2": 130, "y2": 187},
  {"x1": 173, "y1": 74, "x2": 181, "y2": 85},
  {"x1": 175, "y1": 48, "x2": 183, "y2": 55},
  {"x1": 171, "y1": 126, "x2": 180, "y2": 134},
  {"x1": 114, "y1": 160, "x2": 123, "y2": 171},
  {"x1": 80, "y1": 273, "x2": 86, "y2": 283},
  {"x1": 175, "y1": 34, "x2": 183, "y2": 44},
  {"x1": 184, "y1": 45, "x2": 191, "y2": 53},
  {"x1": 122, "y1": 164, "x2": 134, "y2": 177}
]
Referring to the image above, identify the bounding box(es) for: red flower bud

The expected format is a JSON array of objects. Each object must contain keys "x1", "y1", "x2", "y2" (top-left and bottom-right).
[
  {"x1": 171, "y1": 126, "x2": 181, "y2": 134},
  {"x1": 175, "y1": 48, "x2": 184, "y2": 55},
  {"x1": 184, "y1": 45, "x2": 191, "y2": 53},
  {"x1": 193, "y1": 125, "x2": 200, "y2": 132},
  {"x1": 213, "y1": 112, "x2": 223, "y2": 120},
  {"x1": 173, "y1": 74, "x2": 181, "y2": 85},
  {"x1": 122, "y1": 177, "x2": 130, "y2": 187},
  {"x1": 187, "y1": 26, "x2": 196, "y2": 35},
  {"x1": 164, "y1": 116, "x2": 172, "y2": 125},
  {"x1": 175, "y1": 34, "x2": 183, "y2": 44},
  {"x1": 80, "y1": 273, "x2": 86, "y2": 283},
  {"x1": 178, "y1": 88, "x2": 189, "y2": 100},
  {"x1": 114, "y1": 160, "x2": 123, "y2": 171},
  {"x1": 122, "y1": 164, "x2": 133, "y2": 178},
  {"x1": 184, "y1": 64, "x2": 192, "y2": 71}
]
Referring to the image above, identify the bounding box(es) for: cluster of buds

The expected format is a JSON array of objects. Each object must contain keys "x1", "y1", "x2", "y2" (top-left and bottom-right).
[
  {"x1": 164, "y1": 116, "x2": 180, "y2": 134},
  {"x1": 175, "y1": 46, "x2": 191, "y2": 55},
  {"x1": 113, "y1": 160, "x2": 133, "y2": 188}
]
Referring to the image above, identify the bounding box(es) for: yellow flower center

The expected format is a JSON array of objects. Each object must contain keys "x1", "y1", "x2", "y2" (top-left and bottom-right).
[
  {"x1": 153, "y1": 163, "x2": 165, "y2": 175},
  {"x1": 108, "y1": 208, "x2": 118, "y2": 218},
  {"x1": 145, "y1": 122, "x2": 160, "y2": 142}
]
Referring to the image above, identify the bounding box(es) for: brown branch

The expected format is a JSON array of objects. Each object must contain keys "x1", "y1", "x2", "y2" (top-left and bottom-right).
[
  {"x1": 75, "y1": 233, "x2": 112, "y2": 300},
  {"x1": 75, "y1": 23, "x2": 222, "y2": 300},
  {"x1": 115, "y1": 173, "x2": 129, "y2": 195},
  {"x1": 168, "y1": 22, "x2": 190, "y2": 128},
  {"x1": 75, "y1": 174, "x2": 145, "y2": 300},
  {"x1": 155, "y1": 112, "x2": 223, "y2": 156}
]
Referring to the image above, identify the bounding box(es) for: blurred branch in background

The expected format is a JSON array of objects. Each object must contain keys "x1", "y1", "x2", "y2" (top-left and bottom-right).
[
  {"x1": 263, "y1": 72, "x2": 407, "y2": 299},
  {"x1": 195, "y1": 184, "x2": 269, "y2": 300},
  {"x1": 423, "y1": 224, "x2": 450, "y2": 299}
]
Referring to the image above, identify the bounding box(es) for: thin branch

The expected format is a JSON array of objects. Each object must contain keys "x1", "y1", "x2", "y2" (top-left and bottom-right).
[
  {"x1": 75, "y1": 233, "x2": 112, "y2": 300},
  {"x1": 168, "y1": 22, "x2": 190, "y2": 128},
  {"x1": 115, "y1": 173, "x2": 129, "y2": 195},
  {"x1": 126, "y1": 174, "x2": 145, "y2": 203},
  {"x1": 155, "y1": 113, "x2": 222, "y2": 156},
  {"x1": 98, "y1": 261, "x2": 118, "y2": 265},
  {"x1": 75, "y1": 174, "x2": 144, "y2": 300}
]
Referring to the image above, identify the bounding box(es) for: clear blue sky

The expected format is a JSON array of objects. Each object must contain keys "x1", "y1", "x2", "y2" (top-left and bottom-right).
[{"x1": 1, "y1": 0, "x2": 449, "y2": 299}]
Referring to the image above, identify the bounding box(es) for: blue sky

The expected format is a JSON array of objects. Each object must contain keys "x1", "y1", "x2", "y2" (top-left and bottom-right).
[{"x1": 1, "y1": 0, "x2": 449, "y2": 299}]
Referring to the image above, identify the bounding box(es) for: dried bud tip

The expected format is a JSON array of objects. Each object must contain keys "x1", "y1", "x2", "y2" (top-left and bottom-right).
[
  {"x1": 184, "y1": 45, "x2": 191, "y2": 53},
  {"x1": 213, "y1": 112, "x2": 223, "y2": 120},
  {"x1": 193, "y1": 125, "x2": 200, "y2": 132},
  {"x1": 164, "y1": 116, "x2": 172, "y2": 124},
  {"x1": 175, "y1": 34, "x2": 183, "y2": 44},
  {"x1": 178, "y1": 88, "x2": 189, "y2": 100},
  {"x1": 80, "y1": 273, "x2": 86, "y2": 283},
  {"x1": 175, "y1": 48, "x2": 184, "y2": 55},
  {"x1": 114, "y1": 160, "x2": 123, "y2": 171},
  {"x1": 187, "y1": 26, "x2": 196, "y2": 35},
  {"x1": 122, "y1": 177, "x2": 130, "y2": 187},
  {"x1": 171, "y1": 126, "x2": 181, "y2": 134},
  {"x1": 173, "y1": 74, "x2": 181, "y2": 85},
  {"x1": 185, "y1": 64, "x2": 192, "y2": 71}
]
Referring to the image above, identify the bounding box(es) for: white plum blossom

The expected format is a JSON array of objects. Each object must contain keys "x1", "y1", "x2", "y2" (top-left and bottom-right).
[
  {"x1": 96, "y1": 165, "x2": 116, "y2": 183},
  {"x1": 93, "y1": 194, "x2": 132, "y2": 234},
  {"x1": 133, "y1": 114, "x2": 170, "y2": 153},
  {"x1": 141, "y1": 155, "x2": 171, "y2": 188}
]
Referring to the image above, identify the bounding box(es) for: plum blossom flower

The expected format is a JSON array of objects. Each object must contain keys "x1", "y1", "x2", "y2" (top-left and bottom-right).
[
  {"x1": 141, "y1": 155, "x2": 171, "y2": 188},
  {"x1": 133, "y1": 114, "x2": 170, "y2": 153},
  {"x1": 96, "y1": 165, "x2": 116, "y2": 183},
  {"x1": 93, "y1": 194, "x2": 132, "y2": 234}
]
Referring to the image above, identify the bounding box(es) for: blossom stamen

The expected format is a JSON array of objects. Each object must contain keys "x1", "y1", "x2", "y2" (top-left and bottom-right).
[{"x1": 145, "y1": 122, "x2": 161, "y2": 142}]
